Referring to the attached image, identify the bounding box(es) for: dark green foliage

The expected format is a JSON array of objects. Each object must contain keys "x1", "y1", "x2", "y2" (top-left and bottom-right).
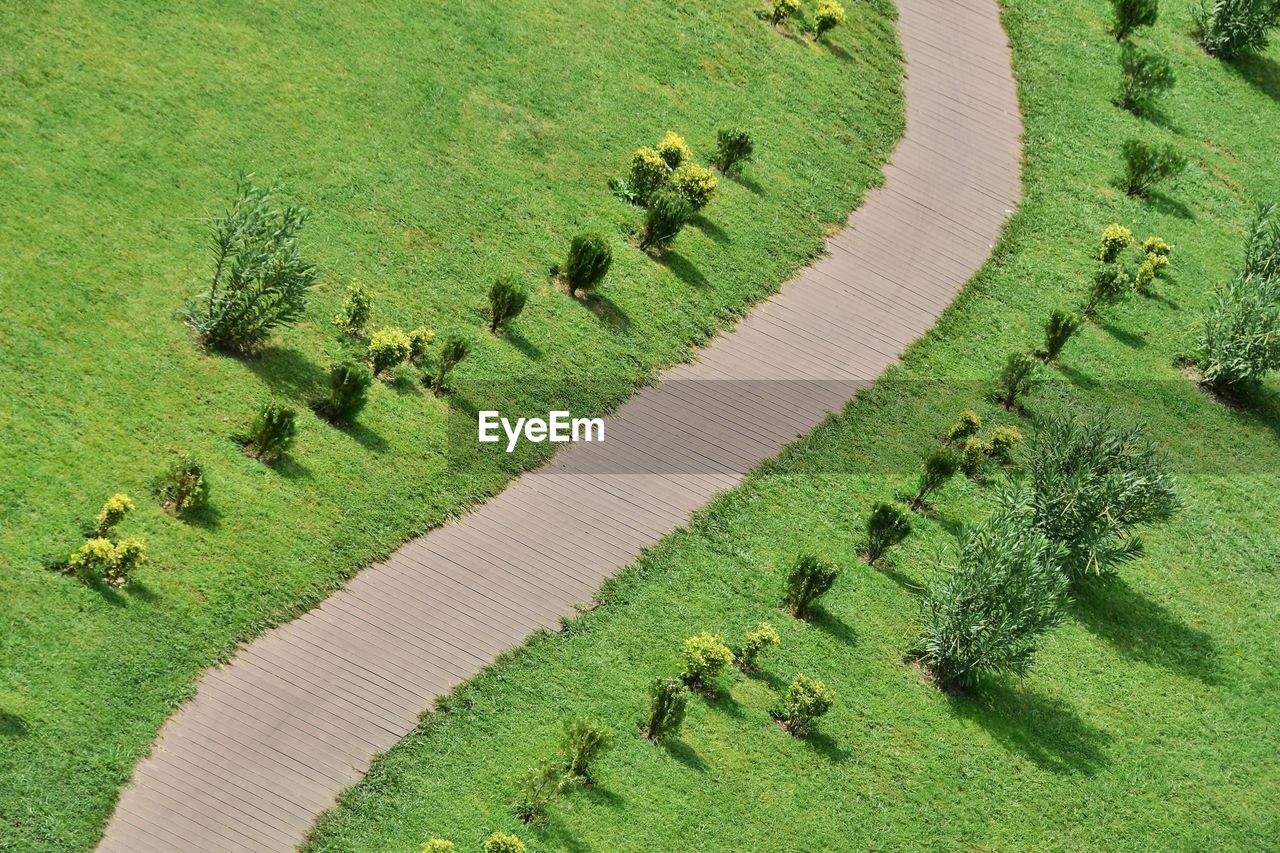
[
  {"x1": 488, "y1": 275, "x2": 528, "y2": 333},
  {"x1": 1110, "y1": 0, "x2": 1159, "y2": 40},
  {"x1": 772, "y1": 673, "x2": 834, "y2": 736},
  {"x1": 511, "y1": 758, "x2": 571, "y2": 824},
  {"x1": 560, "y1": 718, "x2": 611, "y2": 784},
  {"x1": 863, "y1": 501, "x2": 911, "y2": 565},
  {"x1": 919, "y1": 489, "x2": 1070, "y2": 690},
  {"x1": 562, "y1": 232, "x2": 613, "y2": 296},
  {"x1": 1121, "y1": 137, "x2": 1186, "y2": 197},
  {"x1": 910, "y1": 447, "x2": 960, "y2": 510},
  {"x1": 714, "y1": 128, "x2": 754, "y2": 174},
  {"x1": 1041, "y1": 308, "x2": 1083, "y2": 362},
  {"x1": 245, "y1": 400, "x2": 297, "y2": 463},
  {"x1": 1243, "y1": 202, "x2": 1280, "y2": 281},
  {"x1": 432, "y1": 332, "x2": 472, "y2": 390},
  {"x1": 1192, "y1": 0, "x2": 1280, "y2": 59},
  {"x1": 155, "y1": 452, "x2": 209, "y2": 514},
  {"x1": 783, "y1": 553, "x2": 839, "y2": 618},
  {"x1": 643, "y1": 676, "x2": 689, "y2": 742},
  {"x1": 1116, "y1": 42, "x2": 1175, "y2": 113},
  {"x1": 1085, "y1": 263, "x2": 1133, "y2": 317},
  {"x1": 1195, "y1": 274, "x2": 1280, "y2": 390},
  {"x1": 993, "y1": 351, "x2": 1042, "y2": 409},
  {"x1": 185, "y1": 177, "x2": 319, "y2": 352},
  {"x1": 639, "y1": 190, "x2": 694, "y2": 250},
  {"x1": 1024, "y1": 413, "x2": 1181, "y2": 580},
  {"x1": 319, "y1": 360, "x2": 373, "y2": 425}
]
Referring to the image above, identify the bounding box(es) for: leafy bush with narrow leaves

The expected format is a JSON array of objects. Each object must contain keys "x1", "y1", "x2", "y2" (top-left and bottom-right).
[
  {"x1": 408, "y1": 327, "x2": 435, "y2": 365},
  {"x1": 488, "y1": 275, "x2": 528, "y2": 333},
  {"x1": 784, "y1": 553, "x2": 839, "y2": 617},
  {"x1": 946, "y1": 410, "x2": 982, "y2": 444},
  {"x1": 989, "y1": 425, "x2": 1023, "y2": 465},
  {"x1": 484, "y1": 831, "x2": 527, "y2": 853},
  {"x1": 1192, "y1": 0, "x2": 1280, "y2": 58},
  {"x1": 512, "y1": 758, "x2": 570, "y2": 824},
  {"x1": 94, "y1": 493, "x2": 134, "y2": 537},
  {"x1": 1196, "y1": 274, "x2": 1280, "y2": 390},
  {"x1": 863, "y1": 501, "x2": 911, "y2": 565},
  {"x1": 245, "y1": 400, "x2": 297, "y2": 463},
  {"x1": 319, "y1": 360, "x2": 372, "y2": 425},
  {"x1": 769, "y1": 0, "x2": 801, "y2": 25},
  {"x1": 1041, "y1": 308, "x2": 1082, "y2": 362},
  {"x1": 640, "y1": 189, "x2": 694, "y2": 250},
  {"x1": 432, "y1": 331, "x2": 472, "y2": 389},
  {"x1": 919, "y1": 488, "x2": 1069, "y2": 690},
  {"x1": 681, "y1": 632, "x2": 734, "y2": 688},
  {"x1": 644, "y1": 676, "x2": 689, "y2": 741},
  {"x1": 563, "y1": 232, "x2": 613, "y2": 296},
  {"x1": 671, "y1": 163, "x2": 718, "y2": 211},
  {"x1": 368, "y1": 327, "x2": 411, "y2": 376},
  {"x1": 993, "y1": 351, "x2": 1042, "y2": 410},
  {"x1": 714, "y1": 128, "x2": 754, "y2": 174},
  {"x1": 628, "y1": 147, "x2": 671, "y2": 205},
  {"x1": 560, "y1": 718, "x2": 611, "y2": 784},
  {"x1": 185, "y1": 177, "x2": 319, "y2": 352},
  {"x1": 656, "y1": 131, "x2": 692, "y2": 169},
  {"x1": 1121, "y1": 138, "x2": 1186, "y2": 197},
  {"x1": 773, "y1": 673, "x2": 834, "y2": 736},
  {"x1": 1110, "y1": 0, "x2": 1159, "y2": 40},
  {"x1": 910, "y1": 447, "x2": 960, "y2": 510},
  {"x1": 421, "y1": 840, "x2": 455, "y2": 853},
  {"x1": 737, "y1": 622, "x2": 780, "y2": 672},
  {"x1": 1025, "y1": 413, "x2": 1181, "y2": 580},
  {"x1": 1117, "y1": 42, "x2": 1175, "y2": 113},
  {"x1": 1098, "y1": 223, "x2": 1134, "y2": 263},
  {"x1": 1243, "y1": 201, "x2": 1280, "y2": 281},
  {"x1": 156, "y1": 453, "x2": 208, "y2": 514},
  {"x1": 332, "y1": 281, "x2": 372, "y2": 336},
  {"x1": 1085, "y1": 263, "x2": 1132, "y2": 317},
  {"x1": 814, "y1": 0, "x2": 847, "y2": 39}
]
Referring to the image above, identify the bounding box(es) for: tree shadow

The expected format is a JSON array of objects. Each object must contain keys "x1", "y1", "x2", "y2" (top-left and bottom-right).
[
  {"x1": 0, "y1": 710, "x2": 29, "y2": 738},
  {"x1": 702, "y1": 684, "x2": 745, "y2": 718},
  {"x1": 691, "y1": 215, "x2": 730, "y2": 245},
  {"x1": 810, "y1": 607, "x2": 858, "y2": 647},
  {"x1": 660, "y1": 252, "x2": 710, "y2": 288},
  {"x1": 241, "y1": 346, "x2": 326, "y2": 400},
  {"x1": 1072, "y1": 578, "x2": 1221, "y2": 685},
  {"x1": 388, "y1": 366, "x2": 423, "y2": 395},
  {"x1": 123, "y1": 577, "x2": 159, "y2": 603},
  {"x1": 801, "y1": 729, "x2": 852, "y2": 763},
  {"x1": 579, "y1": 292, "x2": 631, "y2": 330},
  {"x1": 344, "y1": 421, "x2": 390, "y2": 453},
  {"x1": 535, "y1": 815, "x2": 591, "y2": 853},
  {"x1": 182, "y1": 501, "x2": 222, "y2": 530},
  {"x1": 880, "y1": 565, "x2": 923, "y2": 594},
  {"x1": 663, "y1": 737, "x2": 709, "y2": 772},
  {"x1": 1099, "y1": 321, "x2": 1147, "y2": 349},
  {"x1": 1228, "y1": 51, "x2": 1280, "y2": 102},
  {"x1": 947, "y1": 681, "x2": 1112, "y2": 775},
  {"x1": 504, "y1": 328, "x2": 543, "y2": 359},
  {"x1": 1141, "y1": 189, "x2": 1195, "y2": 221},
  {"x1": 1057, "y1": 363, "x2": 1100, "y2": 390},
  {"x1": 822, "y1": 39, "x2": 853, "y2": 61},
  {"x1": 272, "y1": 455, "x2": 314, "y2": 481},
  {"x1": 581, "y1": 783, "x2": 625, "y2": 809},
  {"x1": 733, "y1": 173, "x2": 766, "y2": 196}
]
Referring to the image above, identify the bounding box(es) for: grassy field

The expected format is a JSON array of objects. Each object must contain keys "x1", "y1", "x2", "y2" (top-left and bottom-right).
[
  {"x1": 0, "y1": 1, "x2": 906, "y2": 849},
  {"x1": 306, "y1": 1, "x2": 1280, "y2": 850}
]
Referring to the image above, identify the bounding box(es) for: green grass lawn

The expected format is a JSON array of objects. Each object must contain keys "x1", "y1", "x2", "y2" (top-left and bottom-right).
[
  {"x1": 306, "y1": 1, "x2": 1280, "y2": 850},
  {"x1": 0, "y1": 1, "x2": 905, "y2": 849}
]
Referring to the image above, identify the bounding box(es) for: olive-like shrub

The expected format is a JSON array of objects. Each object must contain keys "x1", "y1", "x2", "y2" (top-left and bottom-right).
[
  {"x1": 643, "y1": 676, "x2": 690, "y2": 741},
  {"x1": 488, "y1": 275, "x2": 528, "y2": 333},
  {"x1": 562, "y1": 232, "x2": 613, "y2": 297},
  {"x1": 814, "y1": 0, "x2": 847, "y2": 39},
  {"x1": 511, "y1": 758, "x2": 570, "y2": 824},
  {"x1": 332, "y1": 281, "x2": 372, "y2": 336},
  {"x1": 1121, "y1": 138, "x2": 1186, "y2": 197},
  {"x1": 773, "y1": 673, "x2": 834, "y2": 736},
  {"x1": 1192, "y1": 0, "x2": 1280, "y2": 59},
  {"x1": 736, "y1": 622, "x2": 780, "y2": 672},
  {"x1": 862, "y1": 501, "x2": 911, "y2": 565},
  {"x1": 318, "y1": 360, "x2": 373, "y2": 425},
  {"x1": 784, "y1": 553, "x2": 839, "y2": 618},
  {"x1": 910, "y1": 447, "x2": 960, "y2": 510},
  {"x1": 368, "y1": 327, "x2": 411, "y2": 377},
  {"x1": 681, "y1": 632, "x2": 734, "y2": 689},
  {"x1": 628, "y1": 147, "x2": 670, "y2": 206},
  {"x1": 245, "y1": 400, "x2": 297, "y2": 464},
  {"x1": 483, "y1": 831, "x2": 526, "y2": 853},
  {"x1": 1243, "y1": 201, "x2": 1280, "y2": 281},
  {"x1": 640, "y1": 190, "x2": 694, "y2": 251},
  {"x1": 1117, "y1": 42, "x2": 1175, "y2": 114},
  {"x1": 714, "y1": 128, "x2": 754, "y2": 175},
  {"x1": 156, "y1": 452, "x2": 209, "y2": 514},
  {"x1": 656, "y1": 131, "x2": 692, "y2": 169},
  {"x1": 1196, "y1": 274, "x2": 1280, "y2": 391},
  {"x1": 1110, "y1": 0, "x2": 1159, "y2": 41},
  {"x1": 670, "y1": 163, "x2": 718, "y2": 211},
  {"x1": 1084, "y1": 263, "x2": 1132, "y2": 318}
]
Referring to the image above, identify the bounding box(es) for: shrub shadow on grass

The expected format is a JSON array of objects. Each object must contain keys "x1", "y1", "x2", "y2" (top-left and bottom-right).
[
  {"x1": 822, "y1": 39, "x2": 854, "y2": 62},
  {"x1": 0, "y1": 710, "x2": 29, "y2": 738},
  {"x1": 504, "y1": 328, "x2": 543, "y2": 359},
  {"x1": 182, "y1": 501, "x2": 222, "y2": 530},
  {"x1": 1057, "y1": 363, "x2": 1100, "y2": 391},
  {"x1": 1141, "y1": 190, "x2": 1195, "y2": 221},
  {"x1": 705, "y1": 687, "x2": 745, "y2": 719},
  {"x1": 948, "y1": 682, "x2": 1111, "y2": 775},
  {"x1": 800, "y1": 729, "x2": 851, "y2": 763},
  {"x1": 691, "y1": 215, "x2": 730, "y2": 245},
  {"x1": 660, "y1": 252, "x2": 710, "y2": 288},
  {"x1": 344, "y1": 421, "x2": 390, "y2": 454},
  {"x1": 732, "y1": 173, "x2": 766, "y2": 196},
  {"x1": 810, "y1": 607, "x2": 858, "y2": 647},
  {"x1": 663, "y1": 737, "x2": 709, "y2": 772},
  {"x1": 1099, "y1": 321, "x2": 1147, "y2": 349},
  {"x1": 1228, "y1": 52, "x2": 1280, "y2": 103},
  {"x1": 536, "y1": 816, "x2": 591, "y2": 853},
  {"x1": 242, "y1": 346, "x2": 326, "y2": 400},
  {"x1": 1072, "y1": 578, "x2": 1221, "y2": 685},
  {"x1": 580, "y1": 292, "x2": 631, "y2": 330}
]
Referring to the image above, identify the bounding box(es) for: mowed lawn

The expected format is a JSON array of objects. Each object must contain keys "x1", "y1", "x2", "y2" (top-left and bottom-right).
[
  {"x1": 0, "y1": 1, "x2": 906, "y2": 849},
  {"x1": 307, "y1": 1, "x2": 1280, "y2": 850}
]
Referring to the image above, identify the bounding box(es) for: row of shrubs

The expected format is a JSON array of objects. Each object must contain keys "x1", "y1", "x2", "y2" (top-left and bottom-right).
[
  {"x1": 1111, "y1": 0, "x2": 1280, "y2": 62},
  {"x1": 763, "y1": 0, "x2": 847, "y2": 40}
]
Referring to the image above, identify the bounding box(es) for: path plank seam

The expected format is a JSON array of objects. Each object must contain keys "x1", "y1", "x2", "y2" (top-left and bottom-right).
[{"x1": 98, "y1": 0, "x2": 1023, "y2": 848}]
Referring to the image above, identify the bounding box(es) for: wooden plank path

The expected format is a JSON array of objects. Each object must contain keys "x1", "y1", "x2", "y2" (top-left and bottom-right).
[{"x1": 98, "y1": 0, "x2": 1022, "y2": 848}]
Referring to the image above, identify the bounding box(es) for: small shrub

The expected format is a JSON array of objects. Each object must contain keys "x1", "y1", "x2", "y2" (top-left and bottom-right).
[
  {"x1": 681, "y1": 632, "x2": 734, "y2": 688},
  {"x1": 1135, "y1": 251, "x2": 1170, "y2": 292},
  {"x1": 1142, "y1": 235, "x2": 1172, "y2": 258},
  {"x1": 919, "y1": 489, "x2": 1069, "y2": 690},
  {"x1": 1192, "y1": 0, "x2": 1280, "y2": 59},
  {"x1": 1117, "y1": 42, "x2": 1175, "y2": 113},
  {"x1": 989, "y1": 425, "x2": 1023, "y2": 465},
  {"x1": 1041, "y1": 308, "x2": 1082, "y2": 362},
  {"x1": 769, "y1": 0, "x2": 801, "y2": 25},
  {"x1": 814, "y1": 0, "x2": 847, "y2": 39},
  {"x1": 421, "y1": 840, "x2": 455, "y2": 853},
  {"x1": 1243, "y1": 201, "x2": 1280, "y2": 281},
  {"x1": 1121, "y1": 138, "x2": 1186, "y2": 197},
  {"x1": 563, "y1": 232, "x2": 613, "y2": 297},
  {"x1": 863, "y1": 501, "x2": 911, "y2": 565},
  {"x1": 368, "y1": 327, "x2": 411, "y2": 377},
  {"x1": 784, "y1": 553, "x2": 839, "y2": 618},
  {"x1": 644, "y1": 676, "x2": 689, "y2": 741},
  {"x1": 67, "y1": 536, "x2": 146, "y2": 587},
  {"x1": 773, "y1": 674, "x2": 833, "y2": 736},
  {"x1": 993, "y1": 351, "x2": 1042, "y2": 410},
  {"x1": 560, "y1": 718, "x2": 611, "y2": 784},
  {"x1": 960, "y1": 437, "x2": 993, "y2": 479},
  {"x1": 488, "y1": 275, "x2": 528, "y2": 333},
  {"x1": 156, "y1": 453, "x2": 209, "y2": 514},
  {"x1": 945, "y1": 409, "x2": 982, "y2": 444},
  {"x1": 1196, "y1": 274, "x2": 1280, "y2": 390},
  {"x1": 670, "y1": 163, "x2": 718, "y2": 211},
  {"x1": 1084, "y1": 262, "x2": 1133, "y2": 318},
  {"x1": 910, "y1": 447, "x2": 960, "y2": 510},
  {"x1": 1098, "y1": 223, "x2": 1134, "y2": 263},
  {"x1": 714, "y1": 128, "x2": 754, "y2": 175},
  {"x1": 94, "y1": 493, "x2": 135, "y2": 537},
  {"x1": 639, "y1": 190, "x2": 694, "y2": 250},
  {"x1": 319, "y1": 360, "x2": 373, "y2": 425},
  {"x1": 737, "y1": 622, "x2": 780, "y2": 672},
  {"x1": 432, "y1": 332, "x2": 472, "y2": 389},
  {"x1": 628, "y1": 147, "x2": 671, "y2": 205},
  {"x1": 185, "y1": 177, "x2": 318, "y2": 352},
  {"x1": 512, "y1": 758, "x2": 569, "y2": 824},
  {"x1": 332, "y1": 281, "x2": 372, "y2": 336},
  {"x1": 1110, "y1": 0, "x2": 1159, "y2": 40},
  {"x1": 408, "y1": 327, "x2": 436, "y2": 365},
  {"x1": 483, "y1": 831, "x2": 526, "y2": 853},
  {"x1": 656, "y1": 131, "x2": 692, "y2": 169},
  {"x1": 245, "y1": 400, "x2": 297, "y2": 463}
]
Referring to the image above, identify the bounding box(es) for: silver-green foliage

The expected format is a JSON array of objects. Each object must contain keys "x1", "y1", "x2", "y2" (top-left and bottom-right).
[
  {"x1": 1192, "y1": 0, "x2": 1280, "y2": 59},
  {"x1": 1243, "y1": 201, "x2": 1280, "y2": 281},
  {"x1": 1196, "y1": 274, "x2": 1280, "y2": 389}
]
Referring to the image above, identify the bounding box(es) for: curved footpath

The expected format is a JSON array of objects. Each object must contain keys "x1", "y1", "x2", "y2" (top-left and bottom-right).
[{"x1": 99, "y1": 0, "x2": 1022, "y2": 849}]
